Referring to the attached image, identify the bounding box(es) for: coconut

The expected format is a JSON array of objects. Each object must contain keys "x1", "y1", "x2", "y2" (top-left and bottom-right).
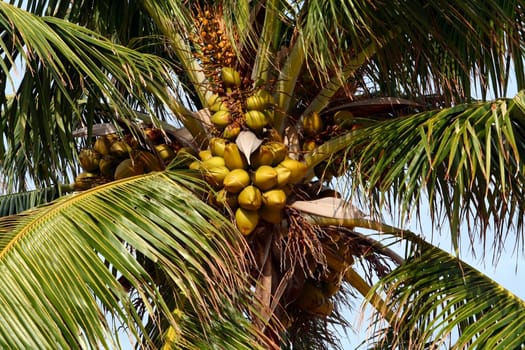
[
  {"x1": 209, "y1": 137, "x2": 227, "y2": 157},
  {"x1": 202, "y1": 156, "x2": 226, "y2": 169},
  {"x1": 221, "y1": 67, "x2": 241, "y2": 87},
  {"x1": 275, "y1": 166, "x2": 292, "y2": 187},
  {"x1": 295, "y1": 283, "x2": 326, "y2": 312},
  {"x1": 259, "y1": 205, "x2": 283, "y2": 224},
  {"x1": 252, "y1": 165, "x2": 278, "y2": 190},
  {"x1": 74, "y1": 171, "x2": 99, "y2": 190},
  {"x1": 246, "y1": 95, "x2": 268, "y2": 111},
  {"x1": 198, "y1": 149, "x2": 213, "y2": 161},
  {"x1": 223, "y1": 169, "x2": 251, "y2": 193},
  {"x1": 250, "y1": 144, "x2": 274, "y2": 168},
  {"x1": 204, "y1": 165, "x2": 230, "y2": 187},
  {"x1": 278, "y1": 158, "x2": 307, "y2": 184},
  {"x1": 155, "y1": 144, "x2": 176, "y2": 163},
  {"x1": 79, "y1": 149, "x2": 101, "y2": 172},
  {"x1": 262, "y1": 189, "x2": 287, "y2": 210},
  {"x1": 268, "y1": 142, "x2": 287, "y2": 165},
  {"x1": 93, "y1": 136, "x2": 112, "y2": 156},
  {"x1": 255, "y1": 89, "x2": 274, "y2": 107},
  {"x1": 223, "y1": 123, "x2": 241, "y2": 140},
  {"x1": 302, "y1": 111, "x2": 324, "y2": 136},
  {"x1": 135, "y1": 150, "x2": 163, "y2": 172},
  {"x1": 114, "y1": 159, "x2": 144, "y2": 180},
  {"x1": 215, "y1": 189, "x2": 238, "y2": 209},
  {"x1": 302, "y1": 139, "x2": 318, "y2": 152},
  {"x1": 235, "y1": 207, "x2": 259, "y2": 236},
  {"x1": 110, "y1": 140, "x2": 132, "y2": 158},
  {"x1": 211, "y1": 110, "x2": 232, "y2": 130},
  {"x1": 237, "y1": 185, "x2": 262, "y2": 211},
  {"x1": 99, "y1": 156, "x2": 117, "y2": 178},
  {"x1": 224, "y1": 143, "x2": 248, "y2": 170},
  {"x1": 244, "y1": 110, "x2": 269, "y2": 131}
]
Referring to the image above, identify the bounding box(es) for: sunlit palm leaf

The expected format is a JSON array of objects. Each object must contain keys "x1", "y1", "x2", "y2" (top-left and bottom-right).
[
  {"x1": 0, "y1": 170, "x2": 261, "y2": 349},
  {"x1": 308, "y1": 91, "x2": 525, "y2": 254},
  {"x1": 0, "y1": 3, "x2": 175, "y2": 190},
  {"x1": 367, "y1": 239, "x2": 525, "y2": 349}
]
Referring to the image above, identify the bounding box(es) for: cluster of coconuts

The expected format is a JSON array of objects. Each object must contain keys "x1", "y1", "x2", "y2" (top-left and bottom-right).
[
  {"x1": 208, "y1": 67, "x2": 274, "y2": 140},
  {"x1": 191, "y1": 136, "x2": 307, "y2": 236},
  {"x1": 196, "y1": 67, "x2": 308, "y2": 235},
  {"x1": 294, "y1": 238, "x2": 354, "y2": 317},
  {"x1": 301, "y1": 110, "x2": 357, "y2": 181},
  {"x1": 74, "y1": 128, "x2": 184, "y2": 191}
]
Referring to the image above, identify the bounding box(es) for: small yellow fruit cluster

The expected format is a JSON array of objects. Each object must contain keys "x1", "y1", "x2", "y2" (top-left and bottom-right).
[
  {"x1": 193, "y1": 8, "x2": 236, "y2": 68},
  {"x1": 191, "y1": 137, "x2": 307, "y2": 235},
  {"x1": 208, "y1": 67, "x2": 274, "y2": 139},
  {"x1": 74, "y1": 129, "x2": 182, "y2": 191},
  {"x1": 301, "y1": 111, "x2": 354, "y2": 181}
]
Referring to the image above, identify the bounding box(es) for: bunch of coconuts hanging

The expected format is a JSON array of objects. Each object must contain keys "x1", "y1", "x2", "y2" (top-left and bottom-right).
[
  {"x1": 198, "y1": 66, "x2": 308, "y2": 235},
  {"x1": 74, "y1": 128, "x2": 185, "y2": 191},
  {"x1": 190, "y1": 135, "x2": 307, "y2": 235}
]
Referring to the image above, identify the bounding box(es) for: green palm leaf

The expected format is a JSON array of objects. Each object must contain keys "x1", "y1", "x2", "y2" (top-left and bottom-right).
[
  {"x1": 0, "y1": 3, "x2": 175, "y2": 190},
  {"x1": 0, "y1": 170, "x2": 262, "y2": 349},
  {"x1": 308, "y1": 91, "x2": 525, "y2": 254},
  {"x1": 0, "y1": 184, "x2": 72, "y2": 216},
  {"x1": 367, "y1": 238, "x2": 525, "y2": 349}
]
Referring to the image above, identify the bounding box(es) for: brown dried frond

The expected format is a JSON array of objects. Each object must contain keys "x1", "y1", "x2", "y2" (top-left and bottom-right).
[{"x1": 282, "y1": 208, "x2": 326, "y2": 278}]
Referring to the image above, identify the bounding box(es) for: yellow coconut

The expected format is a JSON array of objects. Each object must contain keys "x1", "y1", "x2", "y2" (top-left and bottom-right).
[
  {"x1": 302, "y1": 111, "x2": 324, "y2": 137},
  {"x1": 252, "y1": 165, "x2": 278, "y2": 191},
  {"x1": 211, "y1": 110, "x2": 232, "y2": 130},
  {"x1": 215, "y1": 189, "x2": 238, "y2": 209},
  {"x1": 221, "y1": 67, "x2": 241, "y2": 87},
  {"x1": 74, "y1": 171, "x2": 99, "y2": 190},
  {"x1": 223, "y1": 123, "x2": 241, "y2": 140},
  {"x1": 275, "y1": 166, "x2": 292, "y2": 187},
  {"x1": 209, "y1": 137, "x2": 227, "y2": 157},
  {"x1": 99, "y1": 156, "x2": 118, "y2": 178},
  {"x1": 237, "y1": 185, "x2": 262, "y2": 211},
  {"x1": 110, "y1": 140, "x2": 132, "y2": 158},
  {"x1": 204, "y1": 165, "x2": 230, "y2": 187},
  {"x1": 262, "y1": 189, "x2": 287, "y2": 210},
  {"x1": 250, "y1": 144, "x2": 275, "y2": 167},
  {"x1": 259, "y1": 205, "x2": 283, "y2": 224},
  {"x1": 244, "y1": 110, "x2": 269, "y2": 131},
  {"x1": 235, "y1": 207, "x2": 259, "y2": 236},
  {"x1": 134, "y1": 150, "x2": 163, "y2": 172},
  {"x1": 224, "y1": 143, "x2": 248, "y2": 170},
  {"x1": 93, "y1": 136, "x2": 112, "y2": 156},
  {"x1": 114, "y1": 159, "x2": 144, "y2": 180},
  {"x1": 198, "y1": 149, "x2": 213, "y2": 161},
  {"x1": 202, "y1": 156, "x2": 226, "y2": 169},
  {"x1": 223, "y1": 168, "x2": 251, "y2": 194},
  {"x1": 278, "y1": 158, "x2": 307, "y2": 184},
  {"x1": 155, "y1": 144, "x2": 176, "y2": 163},
  {"x1": 79, "y1": 149, "x2": 101, "y2": 172}
]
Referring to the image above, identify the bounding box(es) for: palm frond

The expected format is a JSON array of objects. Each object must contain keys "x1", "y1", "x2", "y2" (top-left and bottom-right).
[
  {"x1": 260, "y1": 0, "x2": 525, "y2": 102},
  {"x1": 0, "y1": 170, "x2": 263, "y2": 349},
  {"x1": 0, "y1": 3, "x2": 176, "y2": 190},
  {"x1": 366, "y1": 239, "x2": 525, "y2": 349},
  {"x1": 0, "y1": 184, "x2": 72, "y2": 216},
  {"x1": 308, "y1": 91, "x2": 525, "y2": 256}
]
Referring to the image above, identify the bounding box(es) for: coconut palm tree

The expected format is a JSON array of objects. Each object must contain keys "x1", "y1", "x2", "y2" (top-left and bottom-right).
[{"x1": 1, "y1": 0, "x2": 525, "y2": 349}]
